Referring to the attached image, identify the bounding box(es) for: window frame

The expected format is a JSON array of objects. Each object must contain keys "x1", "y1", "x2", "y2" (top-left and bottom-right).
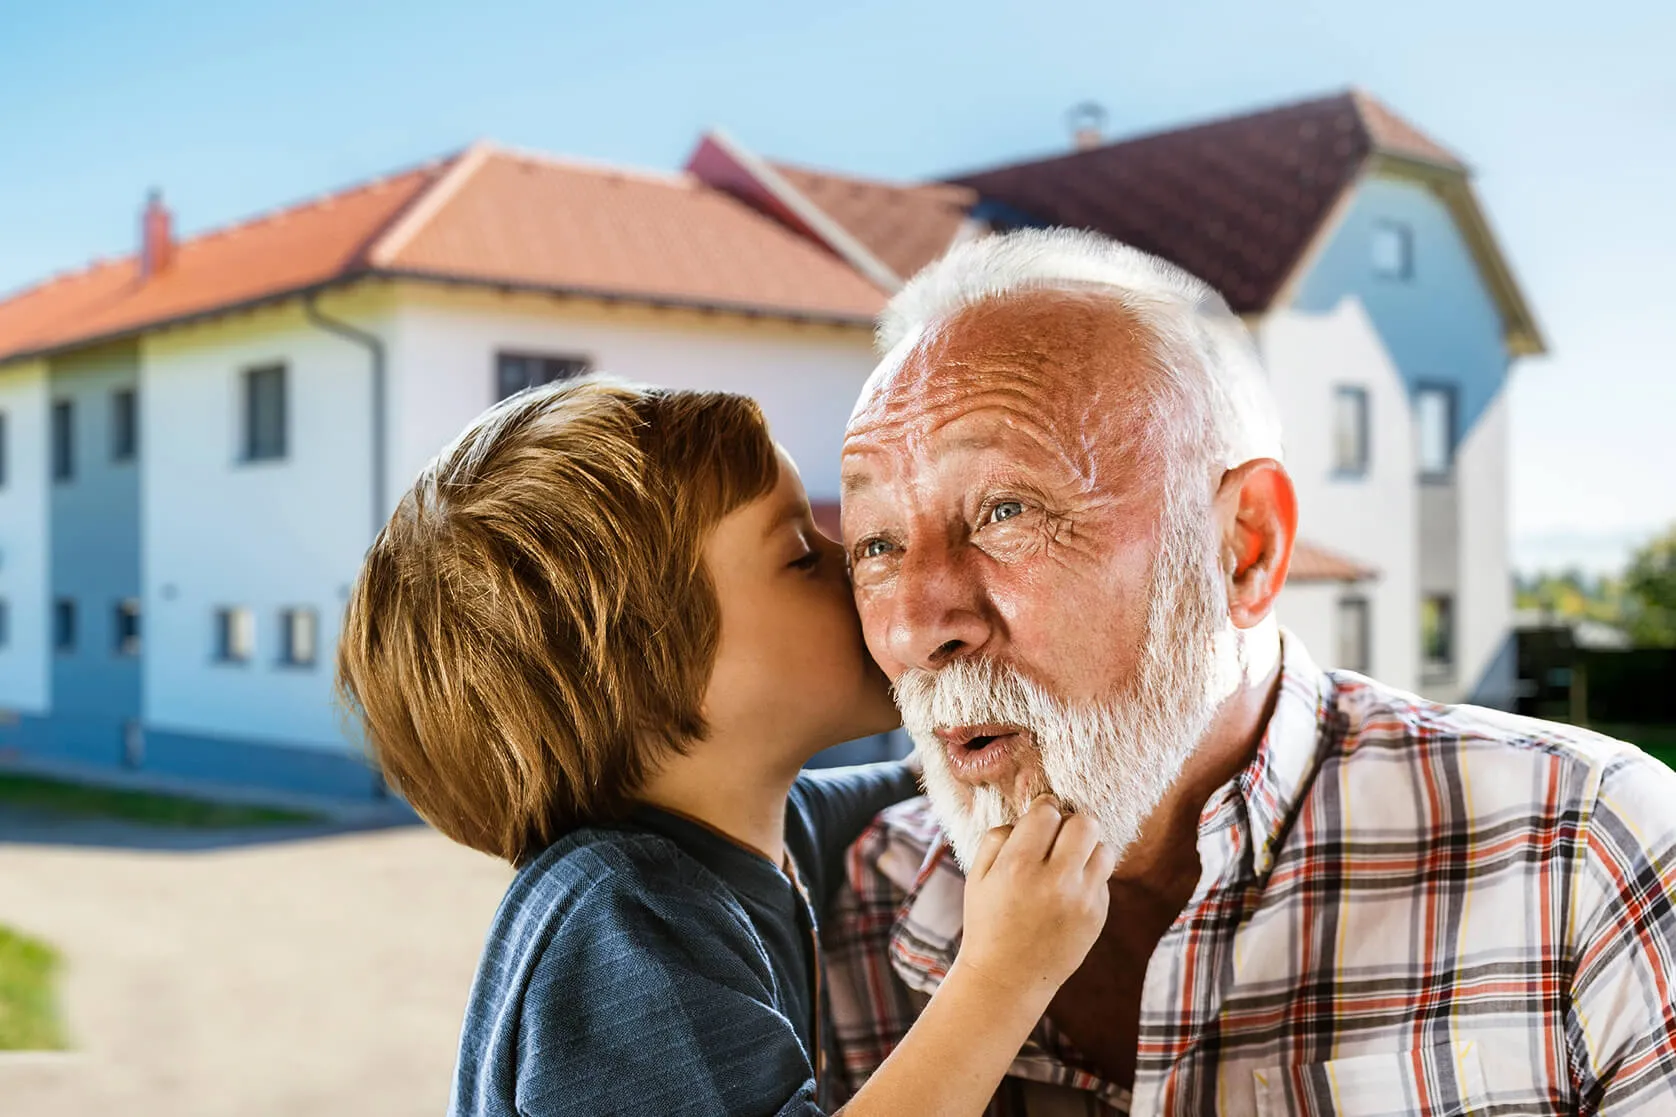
[
  {"x1": 1415, "y1": 383, "x2": 1458, "y2": 481},
  {"x1": 242, "y1": 363, "x2": 288, "y2": 463},
  {"x1": 111, "y1": 387, "x2": 139, "y2": 463},
  {"x1": 214, "y1": 606, "x2": 256, "y2": 664},
  {"x1": 1421, "y1": 593, "x2": 1456, "y2": 678},
  {"x1": 1372, "y1": 220, "x2": 1414, "y2": 280},
  {"x1": 493, "y1": 351, "x2": 592, "y2": 403},
  {"x1": 114, "y1": 598, "x2": 142, "y2": 657},
  {"x1": 1335, "y1": 594, "x2": 1372, "y2": 674},
  {"x1": 51, "y1": 399, "x2": 74, "y2": 481},
  {"x1": 53, "y1": 597, "x2": 77, "y2": 654},
  {"x1": 1332, "y1": 385, "x2": 1371, "y2": 478},
  {"x1": 278, "y1": 607, "x2": 319, "y2": 668}
]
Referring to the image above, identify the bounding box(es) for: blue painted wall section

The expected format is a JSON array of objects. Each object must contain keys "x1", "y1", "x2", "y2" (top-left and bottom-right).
[
  {"x1": 44, "y1": 344, "x2": 143, "y2": 766},
  {"x1": 1292, "y1": 175, "x2": 1512, "y2": 435}
]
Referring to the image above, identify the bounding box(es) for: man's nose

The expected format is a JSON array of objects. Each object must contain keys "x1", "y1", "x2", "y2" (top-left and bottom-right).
[{"x1": 884, "y1": 546, "x2": 996, "y2": 672}]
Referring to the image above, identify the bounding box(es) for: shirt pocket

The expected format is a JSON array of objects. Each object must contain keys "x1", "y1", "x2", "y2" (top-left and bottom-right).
[{"x1": 1252, "y1": 1040, "x2": 1488, "y2": 1117}]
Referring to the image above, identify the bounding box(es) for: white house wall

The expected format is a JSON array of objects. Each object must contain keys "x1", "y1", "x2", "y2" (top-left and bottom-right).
[
  {"x1": 1272, "y1": 582, "x2": 1341, "y2": 677},
  {"x1": 140, "y1": 294, "x2": 390, "y2": 749},
  {"x1": 0, "y1": 359, "x2": 50, "y2": 714},
  {"x1": 1456, "y1": 388, "x2": 1513, "y2": 706},
  {"x1": 382, "y1": 285, "x2": 879, "y2": 509},
  {"x1": 1258, "y1": 300, "x2": 1420, "y2": 693}
]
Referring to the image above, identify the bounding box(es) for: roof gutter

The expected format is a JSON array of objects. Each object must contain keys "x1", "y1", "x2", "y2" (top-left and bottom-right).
[{"x1": 302, "y1": 293, "x2": 387, "y2": 543}]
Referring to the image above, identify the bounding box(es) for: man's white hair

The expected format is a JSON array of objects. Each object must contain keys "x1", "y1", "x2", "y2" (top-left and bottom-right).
[{"x1": 875, "y1": 228, "x2": 1284, "y2": 471}]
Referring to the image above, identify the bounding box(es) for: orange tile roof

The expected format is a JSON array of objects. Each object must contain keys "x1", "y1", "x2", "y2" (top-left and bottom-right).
[
  {"x1": 0, "y1": 162, "x2": 445, "y2": 363},
  {"x1": 768, "y1": 163, "x2": 977, "y2": 280},
  {"x1": 380, "y1": 148, "x2": 885, "y2": 322},
  {"x1": 0, "y1": 144, "x2": 885, "y2": 365},
  {"x1": 1289, "y1": 540, "x2": 1379, "y2": 584}
]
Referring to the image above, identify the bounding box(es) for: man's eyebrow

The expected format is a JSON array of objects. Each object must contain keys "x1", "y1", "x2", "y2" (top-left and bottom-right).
[{"x1": 840, "y1": 472, "x2": 873, "y2": 498}]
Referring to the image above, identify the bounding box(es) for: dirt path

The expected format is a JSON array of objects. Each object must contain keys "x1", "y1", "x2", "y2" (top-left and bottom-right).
[{"x1": 0, "y1": 820, "x2": 511, "y2": 1116}]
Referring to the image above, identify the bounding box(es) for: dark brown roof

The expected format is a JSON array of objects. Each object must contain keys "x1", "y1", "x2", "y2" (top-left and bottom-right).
[
  {"x1": 946, "y1": 90, "x2": 1463, "y2": 313},
  {"x1": 768, "y1": 163, "x2": 977, "y2": 280}
]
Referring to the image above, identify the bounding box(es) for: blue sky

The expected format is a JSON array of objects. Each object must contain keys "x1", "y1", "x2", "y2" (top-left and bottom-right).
[{"x1": 3, "y1": 0, "x2": 1671, "y2": 574}]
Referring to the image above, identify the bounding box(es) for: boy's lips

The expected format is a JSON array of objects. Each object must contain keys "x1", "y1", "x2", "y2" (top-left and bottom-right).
[{"x1": 933, "y1": 723, "x2": 1028, "y2": 784}]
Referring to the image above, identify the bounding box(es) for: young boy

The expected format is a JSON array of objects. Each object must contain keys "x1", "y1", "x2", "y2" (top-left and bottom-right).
[{"x1": 335, "y1": 378, "x2": 1116, "y2": 1116}]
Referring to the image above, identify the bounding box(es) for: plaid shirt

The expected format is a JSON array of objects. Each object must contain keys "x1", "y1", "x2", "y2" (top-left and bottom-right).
[{"x1": 822, "y1": 635, "x2": 1676, "y2": 1115}]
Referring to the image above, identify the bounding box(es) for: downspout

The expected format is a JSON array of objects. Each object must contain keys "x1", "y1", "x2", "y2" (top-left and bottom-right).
[{"x1": 302, "y1": 292, "x2": 386, "y2": 543}]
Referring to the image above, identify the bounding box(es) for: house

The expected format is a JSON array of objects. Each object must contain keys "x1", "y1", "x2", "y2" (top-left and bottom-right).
[
  {"x1": 687, "y1": 88, "x2": 1545, "y2": 707},
  {"x1": 0, "y1": 89, "x2": 1542, "y2": 800}
]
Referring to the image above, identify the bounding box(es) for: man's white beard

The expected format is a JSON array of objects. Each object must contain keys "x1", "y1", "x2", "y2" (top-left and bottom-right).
[{"x1": 894, "y1": 496, "x2": 1234, "y2": 871}]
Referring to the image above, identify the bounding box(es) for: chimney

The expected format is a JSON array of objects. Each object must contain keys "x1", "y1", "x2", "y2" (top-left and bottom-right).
[
  {"x1": 1067, "y1": 101, "x2": 1109, "y2": 151},
  {"x1": 140, "y1": 189, "x2": 174, "y2": 279}
]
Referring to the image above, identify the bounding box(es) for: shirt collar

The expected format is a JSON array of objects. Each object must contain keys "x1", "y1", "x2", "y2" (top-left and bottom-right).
[
  {"x1": 1234, "y1": 630, "x2": 1334, "y2": 880},
  {"x1": 627, "y1": 803, "x2": 799, "y2": 910}
]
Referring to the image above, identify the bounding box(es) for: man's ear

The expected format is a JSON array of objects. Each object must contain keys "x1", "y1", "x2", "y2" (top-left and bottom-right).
[{"x1": 1214, "y1": 459, "x2": 1298, "y2": 630}]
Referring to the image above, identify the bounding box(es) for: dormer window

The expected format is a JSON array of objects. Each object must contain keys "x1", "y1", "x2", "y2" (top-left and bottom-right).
[{"x1": 1372, "y1": 221, "x2": 1413, "y2": 280}]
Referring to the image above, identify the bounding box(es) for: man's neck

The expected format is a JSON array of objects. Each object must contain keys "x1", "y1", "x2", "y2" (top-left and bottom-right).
[
  {"x1": 1112, "y1": 629, "x2": 1286, "y2": 892},
  {"x1": 637, "y1": 736, "x2": 804, "y2": 866}
]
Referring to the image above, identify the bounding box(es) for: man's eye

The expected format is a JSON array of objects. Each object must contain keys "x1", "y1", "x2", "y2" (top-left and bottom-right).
[
  {"x1": 987, "y1": 501, "x2": 1026, "y2": 524},
  {"x1": 859, "y1": 538, "x2": 894, "y2": 560},
  {"x1": 789, "y1": 549, "x2": 821, "y2": 570}
]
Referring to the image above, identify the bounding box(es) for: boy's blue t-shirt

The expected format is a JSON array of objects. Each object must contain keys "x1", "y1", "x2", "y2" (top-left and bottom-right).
[{"x1": 449, "y1": 762, "x2": 919, "y2": 1117}]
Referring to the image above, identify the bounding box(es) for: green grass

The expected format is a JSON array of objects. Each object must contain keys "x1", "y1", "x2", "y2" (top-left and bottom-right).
[
  {"x1": 0, "y1": 773, "x2": 318, "y2": 829},
  {"x1": 0, "y1": 925, "x2": 67, "y2": 1051}
]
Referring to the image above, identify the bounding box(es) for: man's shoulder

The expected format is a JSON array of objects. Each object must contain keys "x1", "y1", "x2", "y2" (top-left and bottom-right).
[
  {"x1": 842, "y1": 796, "x2": 950, "y2": 893},
  {"x1": 1327, "y1": 671, "x2": 1676, "y2": 818}
]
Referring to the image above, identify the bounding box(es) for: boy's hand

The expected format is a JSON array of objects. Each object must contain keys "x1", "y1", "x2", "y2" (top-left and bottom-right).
[{"x1": 956, "y1": 795, "x2": 1117, "y2": 1002}]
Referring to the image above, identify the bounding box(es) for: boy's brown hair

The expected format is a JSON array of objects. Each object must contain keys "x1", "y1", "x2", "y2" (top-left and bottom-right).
[{"x1": 335, "y1": 377, "x2": 778, "y2": 865}]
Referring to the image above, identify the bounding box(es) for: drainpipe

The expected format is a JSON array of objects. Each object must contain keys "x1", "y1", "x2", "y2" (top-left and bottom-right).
[{"x1": 303, "y1": 293, "x2": 386, "y2": 543}]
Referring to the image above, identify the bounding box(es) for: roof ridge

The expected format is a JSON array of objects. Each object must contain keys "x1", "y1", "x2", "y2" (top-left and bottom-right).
[
  {"x1": 365, "y1": 141, "x2": 495, "y2": 268},
  {"x1": 700, "y1": 129, "x2": 904, "y2": 292},
  {"x1": 482, "y1": 143, "x2": 695, "y2": 188},
  {"x1": 941, "y1": 89, "x2": 1361, "y2": 181},
  {"x1": 771, "y1": 157, "x2": 977, "y2": 203},
  {"x1": 0, "y1": 254, "x2": 134, "y2": 305}
]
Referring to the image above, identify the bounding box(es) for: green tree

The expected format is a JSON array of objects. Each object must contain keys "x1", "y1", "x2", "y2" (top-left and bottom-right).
[{"x1": 1624, "y1": 526, "x2": 1676, "y2": 647}]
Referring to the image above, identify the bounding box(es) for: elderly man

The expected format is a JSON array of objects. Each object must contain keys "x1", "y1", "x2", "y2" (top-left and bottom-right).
[{"x1": 826, "y1": 228, "x2": 1676, "y2": 1115}]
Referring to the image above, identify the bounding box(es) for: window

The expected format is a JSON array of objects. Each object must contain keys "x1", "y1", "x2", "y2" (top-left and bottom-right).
[
  {"x1": 1416, "y1": 385, "x2": 1456, "y2": 478},
  {"x1": 54, "y1": 598, "x2": 76, "y2": 653},
  {"x1": 114, "y1": 599, "x2": 141, "y2": 656},
  {"x1": 121, "y1": 719, "x2": 145, "y2": 769},
  {"x1": 243, "y1": 364, "x2": 287, "y2": 461},
  {"x1": 1372, "y1": 221, "x2": 1413, "y2": 279},
  {"x1": 112, "y1": 387, "x2": 138, "y2": 462},
  {"x1": 214, "y1": 607, "x2": 255, "y2": 663},
  {"x1": 0, "y1": 410, "x2": 8, "y2": 487},
  {"x1": 1333, "y1": 386, "x2": 1370, "y2": 476},
  {"x1": 1421, "y1": 594, "x2": 1455, "y2": 675},
  {"x1": 495, "y1": 351, "x2": 591, "y2": 401},
  {"x1": 279, "y1": 608, "x2": 318, "y2": 667},
  {"x1": 1336, "y1": 595, "x2": 1371, "y2": 674},
  {"x1": 52, "y1": 399, "x2": 74, "y2": 481}
]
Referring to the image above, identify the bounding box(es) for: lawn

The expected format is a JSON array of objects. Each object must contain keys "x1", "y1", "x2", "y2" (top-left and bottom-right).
[
  {"x1": 0, "y1": 773, "x2": 318, "y2": 829},
  {"x1": 0, "y1": 924, "x2": 66, "y2": 1051}
]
